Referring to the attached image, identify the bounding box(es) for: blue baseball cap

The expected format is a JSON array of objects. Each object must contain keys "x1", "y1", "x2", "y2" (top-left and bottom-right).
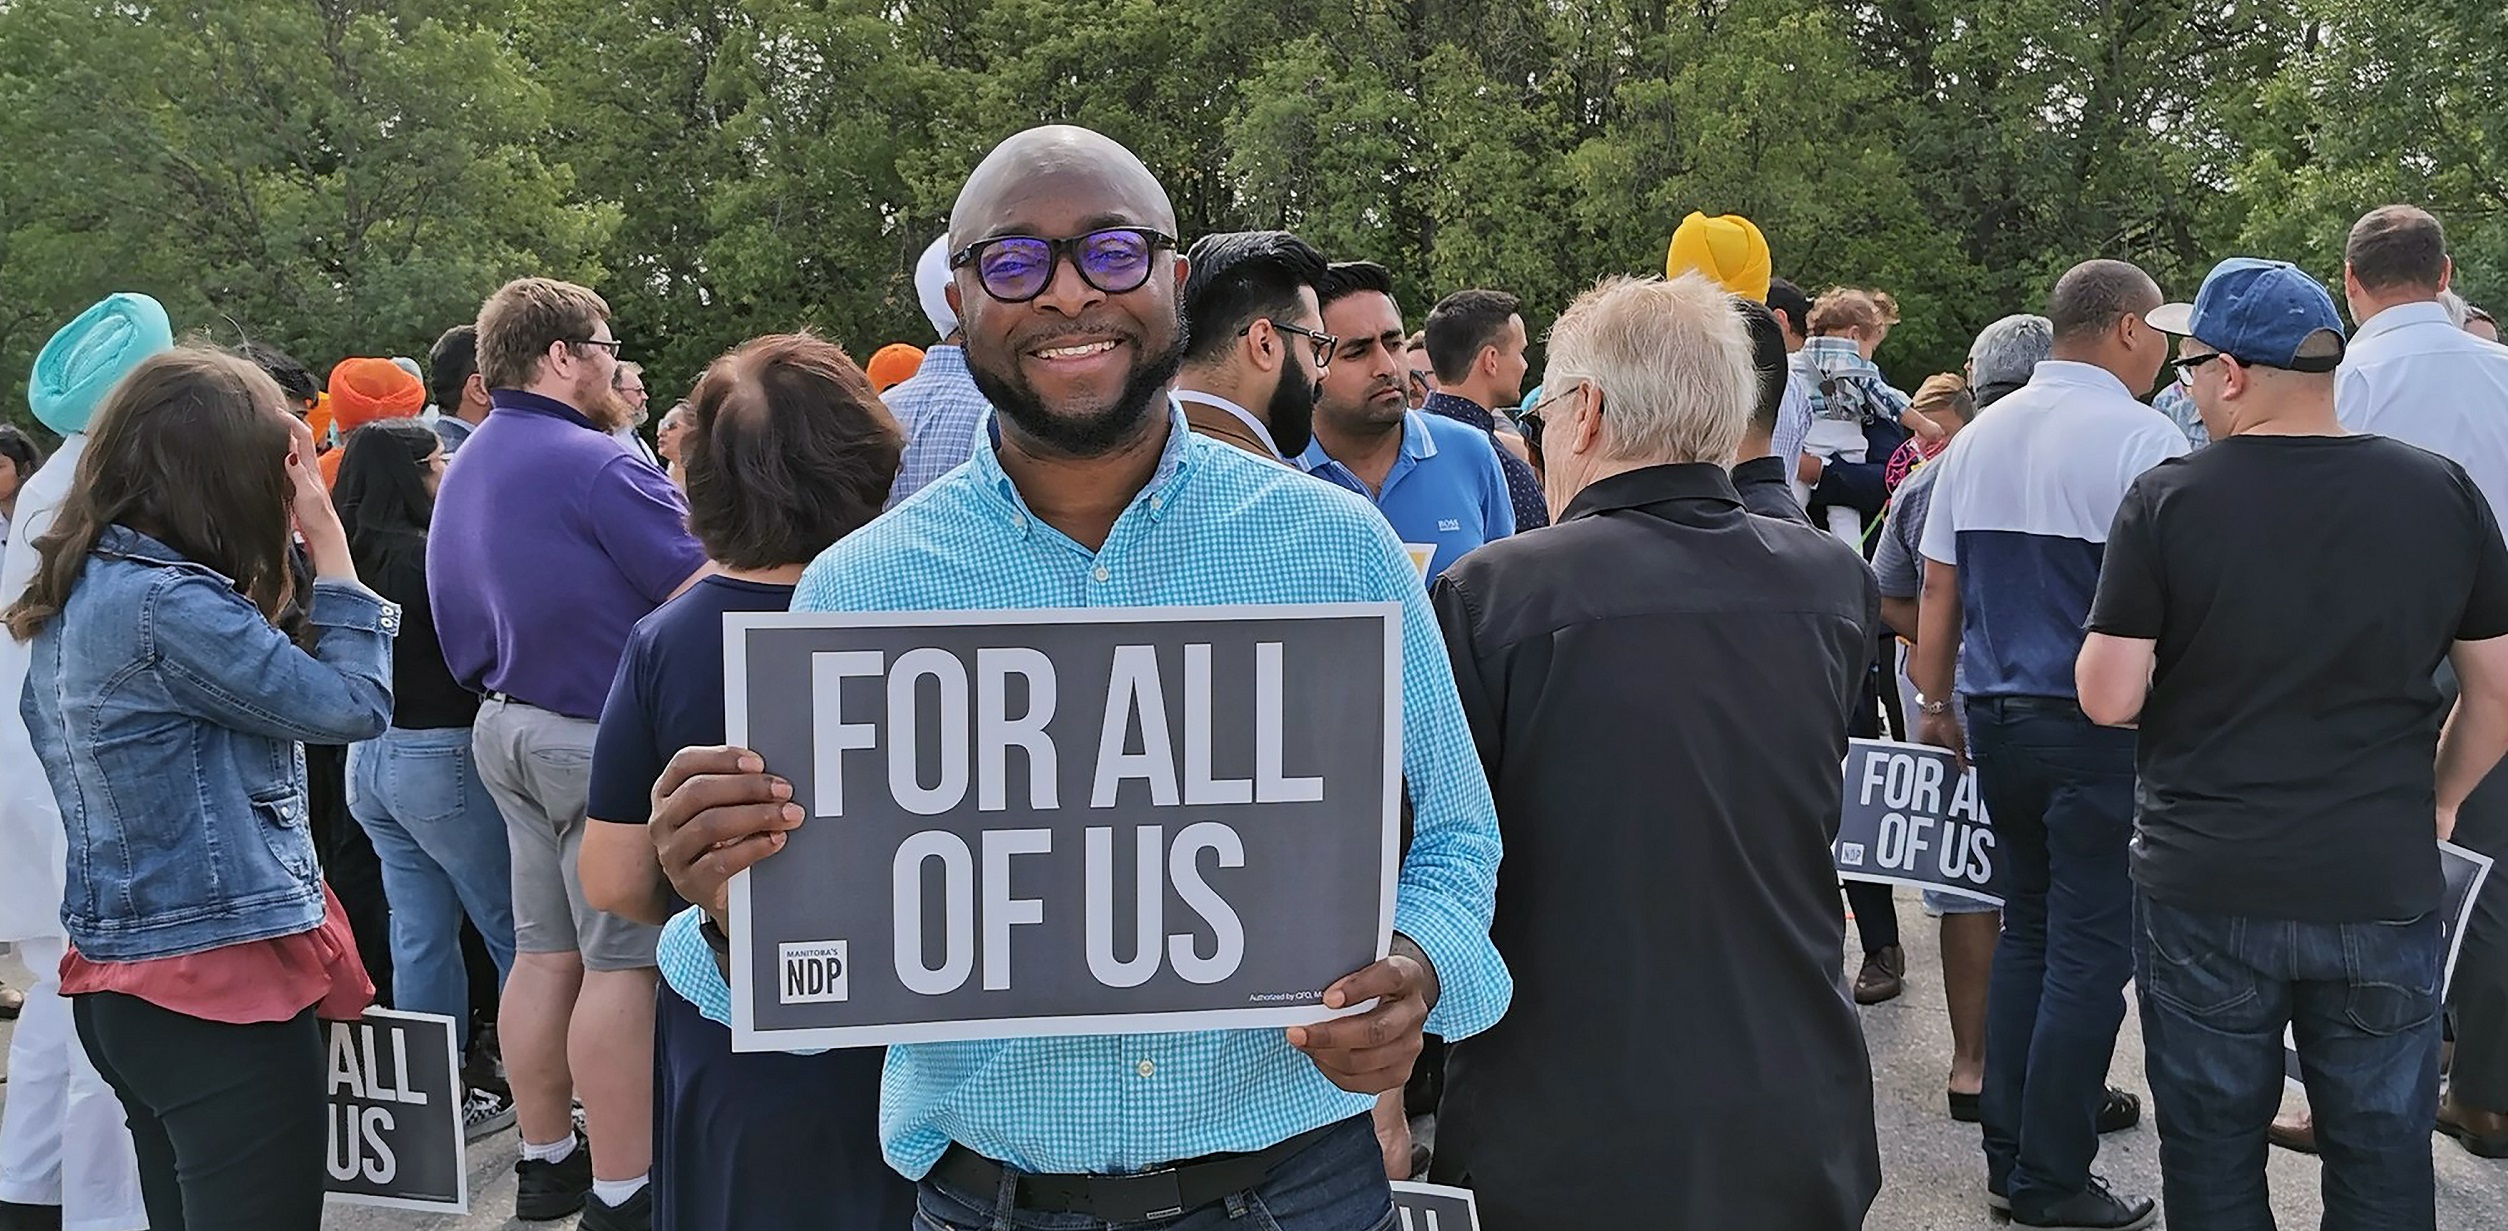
[
  {"x1": 28, "y1": 292, "x2": 175, "y2": 434},
  {"x1": 2145, "y1": 258, "x2": 2345, "y2": 373}
]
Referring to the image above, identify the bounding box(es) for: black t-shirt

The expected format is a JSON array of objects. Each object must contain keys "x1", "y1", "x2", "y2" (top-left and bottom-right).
[
  {"x1": 587, "y1": 576, "x2": 797, "y2": 829},
  {"x1": 2087, "y1": 434, "x2": 2508, "y2": 922},
  {"x1": 361, "y1": 536, "x2": 481, "y2": 730}
]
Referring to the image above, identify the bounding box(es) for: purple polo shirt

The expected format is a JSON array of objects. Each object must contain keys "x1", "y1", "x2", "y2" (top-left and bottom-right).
[{"x1": 427, "y1": 390, "x2": 707, "y2": 719}]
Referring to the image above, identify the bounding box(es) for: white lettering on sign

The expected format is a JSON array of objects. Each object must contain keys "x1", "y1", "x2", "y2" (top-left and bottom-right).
[
  {"x1": 982, "y1": 829, "x2": 1052, "y2": 991},
  {"x1": 813, "y1": 651, "x2": 885, "y2": 817},
  {"x1": 779, "y1": 940, "x2": 850, "y2": 1004},
  {"x1": 893, "y1": 830, "x2": 976, "y2": 995},
  {"x1": 1093, "y1": 645, "x2": 1181, "y2": 807},
  {"x1": 1857, "y1": 748, "x2": 1945, "y2": 814},
  {"x1": 976, "y1": 648, "x2": 1057, "y2": 811},
  {"x1": 889, "y1": 647, "x2": 971, "y2": 815},
  {"x1": 1086, "y1": 825, "x2": 1165, "y2": 988},
  {"x1": 328, "y1": 1105, "x2": 398, "y2": 1183},
  {"x1": 1169, "y1": 821, "x2": 1247, "y2": 984},
  {"x1": 324, "y1": 1019, "x2": 426, "y2": 1186}
]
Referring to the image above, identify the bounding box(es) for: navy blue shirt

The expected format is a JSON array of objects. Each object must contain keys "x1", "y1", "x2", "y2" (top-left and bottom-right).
[
  {"x1": 1422, "y1": 390, "x2": 1550, "y2": 531},
  {"x1": 587, "y1": 575, "x2": 911, "y2": 1230}
]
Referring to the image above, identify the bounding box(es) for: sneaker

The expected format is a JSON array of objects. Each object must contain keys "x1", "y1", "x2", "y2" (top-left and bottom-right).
[
  {"x1": 513, "y1": 1131, "x2": 592, "y2": 1221},
  {"x1": 2011, "y1": 1176, "x2": 2157, "y2": 1231},
  {"x1": 1985, "y1": 1174, "x2": 2009, "y2": 1213},
  {"x1": 579, "y1": 1184, "x2": 653, "y2": 1231},
  {"x1": 2095, "y1": 1087, "x2": 2142, "y2": 1135},
  {"x1": 462, "y1": 1085, "x2": 516, "y2": 1142}
]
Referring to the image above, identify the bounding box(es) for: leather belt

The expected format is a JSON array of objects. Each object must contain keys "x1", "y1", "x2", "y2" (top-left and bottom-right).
[{"x1": 929, "y1": 1122, "x2": 1339, "y2": 1222}]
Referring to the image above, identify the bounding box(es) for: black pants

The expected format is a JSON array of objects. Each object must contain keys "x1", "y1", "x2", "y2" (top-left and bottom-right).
[
  {"x1": 1843, "y1": 671, "x2": 1902, "y2": 955},
  {"x1": 72, "y1": 992, "x2": 326, "y2": 1231}
]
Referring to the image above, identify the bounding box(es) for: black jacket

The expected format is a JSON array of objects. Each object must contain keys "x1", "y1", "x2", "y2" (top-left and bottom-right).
[{"x1": 1426, "y1": 463, "x2": 1882, "y2": 1231}]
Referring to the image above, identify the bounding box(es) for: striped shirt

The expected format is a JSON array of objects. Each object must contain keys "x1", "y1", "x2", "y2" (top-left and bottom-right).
[{"x1": 657, "y1": 401, "x2": 1510, "y2": 1179}]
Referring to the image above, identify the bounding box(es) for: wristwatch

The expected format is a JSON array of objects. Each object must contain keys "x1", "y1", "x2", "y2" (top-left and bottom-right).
[
  {"x1": 699, "y1": 915, "x2": 732, "y2": 955},
  {"x1": 1914, "y1": 692, "x2": 1950, "y2": 717}
]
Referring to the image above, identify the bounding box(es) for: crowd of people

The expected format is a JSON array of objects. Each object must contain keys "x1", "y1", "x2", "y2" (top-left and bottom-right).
[{"x1": 0, "y1": 121, "x2": 2503, "y2": 1231}]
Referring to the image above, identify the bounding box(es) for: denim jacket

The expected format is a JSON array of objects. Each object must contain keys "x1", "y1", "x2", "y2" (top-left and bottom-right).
[{"x1": 20, "y1": 526, "x2": 398, "y2": 960}]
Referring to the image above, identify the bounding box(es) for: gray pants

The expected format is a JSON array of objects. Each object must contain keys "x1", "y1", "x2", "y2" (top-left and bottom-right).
[{"x1": 472, "y1": 696, "x2": 659, "y2": 971}]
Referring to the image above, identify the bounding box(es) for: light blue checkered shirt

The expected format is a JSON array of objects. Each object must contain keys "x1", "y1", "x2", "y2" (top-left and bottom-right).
[
  {"x1": 882, "y1": 344, "x2": 992, "y2": 508},
  {"x1": 657, "y1": 401, "x2": 1510, "y2": 1180}
]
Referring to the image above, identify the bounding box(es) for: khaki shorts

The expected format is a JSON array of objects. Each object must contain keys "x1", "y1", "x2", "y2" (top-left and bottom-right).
[{"x1": 472, "y1": 696, "x2": 659, "y2": 971}]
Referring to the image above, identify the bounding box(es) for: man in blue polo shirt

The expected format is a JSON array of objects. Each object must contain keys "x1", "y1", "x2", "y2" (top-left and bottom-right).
[
  {"x1": 1302, "y1": 261, "x2": 1516, "y2": 578},
  {"x1": 430, "y1": 276, "x2": 710, "y2": 1231}
]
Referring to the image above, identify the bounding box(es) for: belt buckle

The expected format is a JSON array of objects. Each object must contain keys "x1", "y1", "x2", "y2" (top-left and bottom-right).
[{"x1": 1090, "y1": 1167, "x2": 1187, "y2": 1221}]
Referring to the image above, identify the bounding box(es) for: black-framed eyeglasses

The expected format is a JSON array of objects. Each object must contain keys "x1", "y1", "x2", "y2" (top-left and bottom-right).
[
  {"x1": 1521, "y1": 381, "x2": 1585, "y2": 425},
  {"x1": 568, "y1": 338, "x2": 624, "y2": 357},
  {"x1": 950, "y1": 227, "x2": 1178, "y2": 304},
  {"x1": 1241, "y1": 320, "x2": 1337, "y2": 368},
  {"x1": 2171, "y1": 351, "x2": 2230, "y2": 385}
]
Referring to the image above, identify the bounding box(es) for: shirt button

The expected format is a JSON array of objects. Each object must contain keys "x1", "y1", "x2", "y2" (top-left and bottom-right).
[
  {"x1": 1092, "y1": 565, "x2": 1110, "y2": 583},
  {"x1": 1149, "y1": 495, "x2": 1163, "y2": 511},
  {"x1": 1012, "y1": 514, "x2": 1026, "y2": 529},
  {"x1": 1136, "y1": 1059, "x2": 1155, "y2": 1078}
]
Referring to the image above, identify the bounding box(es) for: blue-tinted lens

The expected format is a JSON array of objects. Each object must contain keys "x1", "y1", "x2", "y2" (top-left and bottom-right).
[
  {"x1": 978, "y1": 238, "x2": 1053, "y2": 300},
  {"x1": 1076, "y1": 230, "x2": 1154, "y2": 292}
]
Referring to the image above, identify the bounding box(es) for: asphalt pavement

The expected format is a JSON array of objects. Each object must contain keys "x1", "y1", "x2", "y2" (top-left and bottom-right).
[{"x1": 7, "y1": 889, "x2": 2505, "y2": 1228}]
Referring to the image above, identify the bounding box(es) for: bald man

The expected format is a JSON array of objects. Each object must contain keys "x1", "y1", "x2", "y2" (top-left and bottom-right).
[
  {"x1": 1914, "y1": 260, "x2": 2184, "y2": 1231},
  {"x1": 634, "y1": 126, "x2": 1511, "y2": 1231}
]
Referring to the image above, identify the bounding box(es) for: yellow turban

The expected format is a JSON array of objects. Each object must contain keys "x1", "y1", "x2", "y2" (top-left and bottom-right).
[{"x1": 1666, "y1": 212, "x2": 1772, "y2": 302}]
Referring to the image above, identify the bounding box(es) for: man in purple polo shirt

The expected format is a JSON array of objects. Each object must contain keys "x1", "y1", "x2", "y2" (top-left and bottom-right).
[{"x1": 430, "y1": 277, "x2": 708, "y2": 1231}]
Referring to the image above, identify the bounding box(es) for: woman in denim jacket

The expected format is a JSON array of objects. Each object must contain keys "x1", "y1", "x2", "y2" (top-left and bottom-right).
[{"x1": 6, "y1": 348, "x2": 396, "y2": 1231}]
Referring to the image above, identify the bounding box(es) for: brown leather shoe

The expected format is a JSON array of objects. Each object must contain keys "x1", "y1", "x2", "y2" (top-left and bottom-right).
[
  {"x1": 2438, "y1": 1094, "x2": 2508, "y2": 1159},
  {"x1": 1854, "y1": 945, "x2": 1907, "y2": 1005},
  {"x1": 2267, "y1": 1107, "x2": 2317, "y2": 1154}
]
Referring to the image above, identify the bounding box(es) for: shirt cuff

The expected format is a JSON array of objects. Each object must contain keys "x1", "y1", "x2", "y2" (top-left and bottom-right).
[
  {"x1": 1395, "y1": 897, "x2": 1511, "y2": 1042},
  {"x1": 307, "y1": 578, "x2": 399, "y2": 636},
  {"x1": 657, "y1": 907, "x2": 735, "y2": 1025}
]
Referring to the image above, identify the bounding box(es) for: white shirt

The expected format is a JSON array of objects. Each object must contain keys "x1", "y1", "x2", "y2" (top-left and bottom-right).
[
  {"x1": 1171, "y1": 389, "x2": 1286, "y2": 461},
  {"x1": 0, "y1": 433, "x2": 85, "y2": 942},
  {"x1": 2336, "y1": 300, "x2": 2508, "y2": 521},
  {"x1": 1920, "y1": 361, "x2": 2187, "y2": 698}
]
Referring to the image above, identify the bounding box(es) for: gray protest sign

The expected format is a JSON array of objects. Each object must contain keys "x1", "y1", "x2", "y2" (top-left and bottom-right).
[
  {"x1": 726, "y1": 604, "x2": 1403, "y2": 1051},
  {"x1": 1833, "y1": 739, "x2": 2001, "y2": 906},
  {"x1": 1390, "y1": 1181, "x2": 1483, "y2": 1230},
  {"x1": 323, "y1": 1008, "x2": 465, "y2": 1214}
]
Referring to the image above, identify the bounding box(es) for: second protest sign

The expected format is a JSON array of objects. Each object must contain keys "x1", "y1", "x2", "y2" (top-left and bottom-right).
[
  {"x1": 726, "y1": 604, "x2": 1403, "y2": 1051},
  {"x1": 1834, "y1": 738, "x2": 2002, "y2": 906}
]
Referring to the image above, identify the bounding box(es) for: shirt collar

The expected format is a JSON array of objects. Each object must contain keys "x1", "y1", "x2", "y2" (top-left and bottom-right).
[
  {"x1": 914, "y1": 344, "x2": 970, "y2": 380},
  {"x1": 2353, "y1": 299, "x2": 2453, "y2": 343},
  {"x1": 966, "y1": 398, "x2": 1197, "y2": 539},
  {"x1": 488, "y1": 389, "x2": 598, "y2": 431},
  {"x1": 1171, "y1": 389, "x2": 1284, "y2": 460},
  {"x1": 1295, "y1": 410, "x2": 1439, "y2": 472},
  {"x1": 1559, "y1": 462, "x2": 1741, "y2": 523},
  {"x1": 2025, "y1": 360, "x2": 2134, "y2": 399},
  {"x1": 1422, "y1": 390, "x2": 1496, "y2": 432}
]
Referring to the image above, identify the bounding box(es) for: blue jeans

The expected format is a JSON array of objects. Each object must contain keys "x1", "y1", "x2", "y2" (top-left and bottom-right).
[
  {"x1": 347, "y1": 726, "x2": 516, "y2": 1043},
  {"x1": 1964, "y1": 697, "x2": 2136, "y2": 1209},
  {"x1": 912, "y1": 1115, "x2": 1393, "y2": 1231},
  {"x1": 2137, "y1": 895, "x2": 2442, "y2": 1231}
]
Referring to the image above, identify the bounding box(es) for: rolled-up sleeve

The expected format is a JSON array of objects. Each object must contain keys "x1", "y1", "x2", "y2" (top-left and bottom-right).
[
  {"x1": 1380, "y1": 542, "x2": 1510, "y2": 1040},
  {"x1": 657, "y1": 907, "x2": 734, "y2": 1022}
]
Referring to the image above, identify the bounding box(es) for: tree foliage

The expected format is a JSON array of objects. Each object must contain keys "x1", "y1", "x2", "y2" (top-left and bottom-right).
[{"x1": 3, "y1": 0, "x2": 2501, "y2": 436}]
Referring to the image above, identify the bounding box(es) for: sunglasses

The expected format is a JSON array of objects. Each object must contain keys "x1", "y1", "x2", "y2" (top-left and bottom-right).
[
  {"x1": 951, "y1": 227, "x2": 1178, "y2": 304},
  {"x1": 1521, "y1": 381, "x2": 1585, "y2": 425},
  {"x1": 2171, "y1": 351, "x2": 2230, "y2": 386},
  {"x1": 1242, "y1": 319, "x2": 1338, "y2": 368}
]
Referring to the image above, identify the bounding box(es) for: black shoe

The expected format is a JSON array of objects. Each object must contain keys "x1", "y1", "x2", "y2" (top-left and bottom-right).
[
  {"x1": 0, "y1": 1200, "x2": 63, "y2": 1231},
  {"x1": 514, "y1": 1132, "x2": 592, "y2": 1221},
  {"x1": 2011, "y1": 1176, "x2": 2157, "y2": 1230},
  {"x1": 1854, "y1": 945, "x2": 1907, "y2": 1004},
  {"x1": 1985, "y1": 1174, "x2": 2010, "y2": 1213},
  {"x1": 1949, "y1": 1089, "x2": 1983, "y2": 1123},
  {"x1": 2095, "y1": 1087, "x2": 2141, "y2": 1134},
  {"x1": 579, "y1": 1184, "x2": 653, "y2": 1231}
]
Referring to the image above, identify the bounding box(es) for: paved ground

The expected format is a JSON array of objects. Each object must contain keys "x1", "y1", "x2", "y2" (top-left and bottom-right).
[{"x1": 8, "y1": 890, "x2": 2506, "y2": 1228}]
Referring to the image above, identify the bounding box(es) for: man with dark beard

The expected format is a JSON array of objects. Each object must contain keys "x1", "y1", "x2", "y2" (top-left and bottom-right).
[
  {"x1": 430, "y1": 277, "x2": 709, "y2": 1229},
  {"x1": 632, "y1": 125, "x2": 1510, "y2": 1231},
  {"x1": 1174, "y1": 230, "x2": 1331, "y2": 462}
]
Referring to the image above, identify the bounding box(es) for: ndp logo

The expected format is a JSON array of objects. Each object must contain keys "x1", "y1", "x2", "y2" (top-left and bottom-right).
[{"x1": 778, "y1": 940, "x2": 849, "y2": 1004}]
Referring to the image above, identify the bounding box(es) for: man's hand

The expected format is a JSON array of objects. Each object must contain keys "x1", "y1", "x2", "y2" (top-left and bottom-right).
[
  {"x1": 649, "y1": 745, "x2": 803, "y2": 924},
  {"x1": 1796, "y1": 451, "x2": 1824, "y2": 486},
  {"x1": 1916, "y1": 707, "x2": 1966, "y2": 769},
  {"x1": 1284, "y1": 936, "x2": 1438, "y2": 1095},
  {"x1": 1371, "y1": 1092, "x2": 1413, "y2": 1181}
]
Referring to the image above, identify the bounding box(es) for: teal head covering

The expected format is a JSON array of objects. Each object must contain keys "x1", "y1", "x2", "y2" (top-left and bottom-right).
[{"x1": 29, "y1": 293, "x2": 174, "y2": 435}]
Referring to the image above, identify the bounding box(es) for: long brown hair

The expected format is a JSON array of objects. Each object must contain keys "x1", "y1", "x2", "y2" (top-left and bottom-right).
[{"x1": 5, "y1": 348, "x2": 299, "y2": 641}]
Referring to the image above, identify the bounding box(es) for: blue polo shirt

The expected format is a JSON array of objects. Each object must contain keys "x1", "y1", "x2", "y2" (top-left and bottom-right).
[
  {"x1": 428, "y1": 390, "x2": 709, "y2": 719},
  {"x1": 1297, "y1": 410, "x2": 1516, "y2": 578}
]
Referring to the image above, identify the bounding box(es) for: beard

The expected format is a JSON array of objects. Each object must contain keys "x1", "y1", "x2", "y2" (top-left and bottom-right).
[
  {"x1": 1263, "y1": 350, "x2": 1321, "y2": 457},
  {"x1": 968, "y1": 319, "x2": 1189, "y2": 458},
  {"x1": 574, "y1": 371, "x2": 635, "y2": 433}
]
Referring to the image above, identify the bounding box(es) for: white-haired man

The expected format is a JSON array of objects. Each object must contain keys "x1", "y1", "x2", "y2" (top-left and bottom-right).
[{"x1": 1427, "y1": 274, "x2": 1881, "y2": 1230}]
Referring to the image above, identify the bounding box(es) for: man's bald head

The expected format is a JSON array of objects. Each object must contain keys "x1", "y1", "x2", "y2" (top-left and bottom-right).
[
  {"x1": 944, "y1": 125, "x2": 1189, "y2": 459},
  {"x1": 949, "y1": 126, "x2": 1176, "y2": 252},
  {"x1": 2047, "y1": 259, "x2": 2163, "y2": 343}
]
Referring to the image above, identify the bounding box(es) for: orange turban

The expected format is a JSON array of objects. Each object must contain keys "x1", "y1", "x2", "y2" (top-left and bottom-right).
[
  {"x1": 328, "y1": 357, "x2": 426, "y2": 433},
  {"x1": 865, "y1": 343, "x2": 926, "y2": 393}
]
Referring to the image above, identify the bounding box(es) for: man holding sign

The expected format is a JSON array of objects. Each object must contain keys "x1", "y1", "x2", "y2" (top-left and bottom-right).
[
  {"x1": 644, "y1": 125, "x2": 1508, "y2": 1231},
  {"x1": 2078, "y1": 258, "x2": 2508, "y2": 1229}
]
